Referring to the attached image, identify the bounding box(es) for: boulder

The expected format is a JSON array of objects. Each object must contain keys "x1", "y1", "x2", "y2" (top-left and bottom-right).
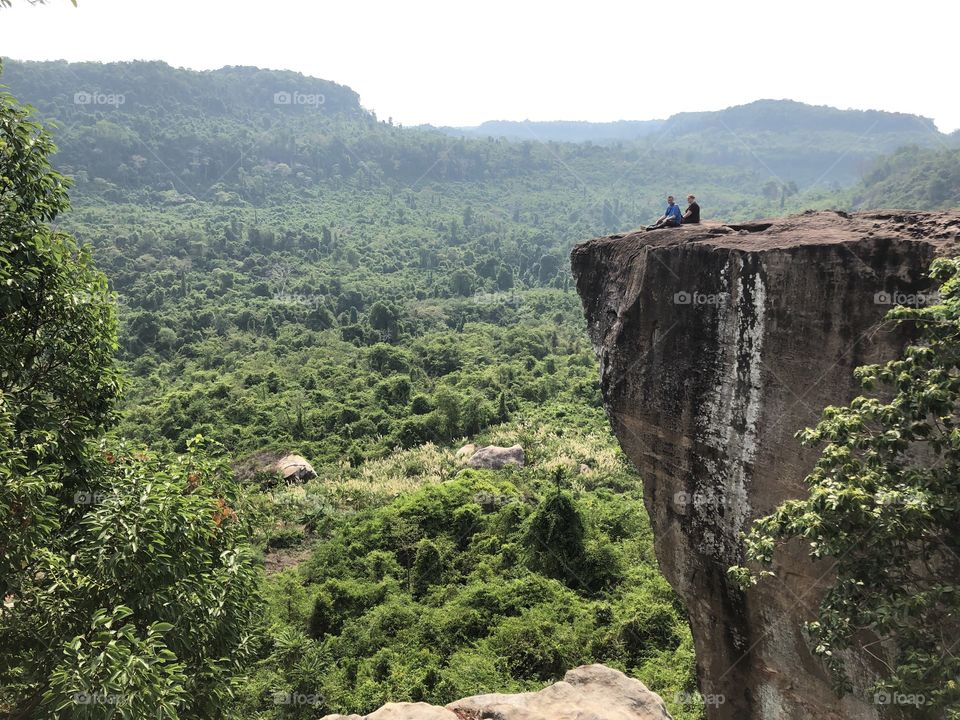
[
  {"x1": 571, "y1": 210, "x2": 960, "y2": 719},
  {"x1": 450, "y1": 664, "x2": 671, "y2": 719},
  {"x1": 320, "y1": 704, "x2": 457, "y2": 720},
  {"x1": 232, "y1": 450, "x2": 318, "y2": 485},
  {"x1": 455, "y1": 442, "x2": 477, "y2": 458},
  {"x1": 467, "y1": 444, "x2": 525, "y2": 469},
  {"x1": 320, "y1": 665, "x2": 670, "y2": 720},
  {"x1": 273, "y1": 454, "x2": 317, "y2": 483},
  {"x1": 368, "y1": 705, "x2": 456, "y2": 720}
]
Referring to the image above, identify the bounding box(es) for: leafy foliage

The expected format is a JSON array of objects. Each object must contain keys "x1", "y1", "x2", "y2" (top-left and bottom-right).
[
  {"x1": 0, "y1": 85, "x2": 262, "y2": 718},
  {"x1": 243, "y1": 466, "x2": 699, "y2": 719},
  {"x1": 853, "y1": 145, "x2": 960, "y2": 210}
]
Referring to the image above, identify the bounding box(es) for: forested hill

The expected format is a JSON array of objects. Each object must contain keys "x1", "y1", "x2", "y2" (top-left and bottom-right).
[
  {"x1": 0, "y1": 59, "x2": 952, "y2": 195},
  {"x1": 660, "y1": 98, "x2": 938, "y2": 136},
  {"x1": 442, "y1": 99, "x2": 940, "y2": 148},
  {"x1": 653, "y1": 98, "x2": 946, "y2": 186},
  {"x1": 0, "y1": 60, "x2": 365, "y2": 119},
  {"x1": 852, "y1": 144, "x2": 960, "y2": 210}
]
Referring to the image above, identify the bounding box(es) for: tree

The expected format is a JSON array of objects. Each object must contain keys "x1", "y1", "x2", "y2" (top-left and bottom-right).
[
  {"x1": 263, "y1": 313, "x2": 277, "y2": 338},
  {"x1": 433, "y1": 386, "x2": 461, "y2": 438},
  {"x1": 496, "y1": 265, "x2": 514, "y2": 291},
  {"x1": 461, "y1": 393, "x2": 492, "y2": 436},
  {"x1": 367, "y1": 343, "x2": 411, "y2": 374},
  {"x1": 369, "y1": 301, "x2": 400, "y2": 338},
  {"x1": 537, "y1": 254, "x2": 560, "y2": 284},
  {"x1": 525, "y1": 477, "x2": 587, "y2": 588},
  {"x1": 732, "y1": 258, "x2": 960, "y2": 715},
  {"x1": 449, "y1": 270, "x2": 473, "y2": 297},
  {"x1": 410, "y1": 539, "x2": 443, "y2": 597},
  {"x1": 497, "y1": 391, "x2": 511, "y2": 423},
  {"x1": 0, "y1": 87, "x2": 261, "y2": 718},
  {"x1": 761, "y1": 179, "x2": 780, "y2": 201}
]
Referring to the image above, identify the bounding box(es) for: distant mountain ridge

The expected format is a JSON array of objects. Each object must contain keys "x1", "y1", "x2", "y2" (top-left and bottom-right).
[
  {"x1": 0, "y1": 58, "x2": 952, "y2": 192},
  {"x1": 660, "y1": 98, "x2": 938, "y2": 136},
  {"x1": 433, "y1": 119, "x2": 666, "y2": 144},
  {"x1": 439, "y1": 99, "x2": 942, "y2": 146},
  {"x1": 1, "y1": 59, "x2": 943, "y2": 145}
]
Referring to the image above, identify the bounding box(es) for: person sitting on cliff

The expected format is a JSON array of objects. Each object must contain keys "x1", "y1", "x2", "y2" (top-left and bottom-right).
[
  {"x1": 682, "y1": 194, "x2": 701, "y2": 224},
  {"x1": 647, "y1": 196, "x2": 683, "y2": 229}
]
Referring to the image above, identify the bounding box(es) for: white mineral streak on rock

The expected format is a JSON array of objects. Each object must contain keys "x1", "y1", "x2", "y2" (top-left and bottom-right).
[{"x1": 697, "y1": 255, "x2": 764, "y2": 561}]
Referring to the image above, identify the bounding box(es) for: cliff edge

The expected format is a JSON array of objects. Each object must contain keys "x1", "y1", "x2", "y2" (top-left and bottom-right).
[{"x1": 571, "y1": 210, "x2": 960, "y2": 719}]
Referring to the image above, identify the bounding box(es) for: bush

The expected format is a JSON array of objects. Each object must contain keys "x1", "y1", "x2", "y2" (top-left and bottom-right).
[
  {"x1": 524, "y1": 491, "x2": 587, "y2": 588},
  {"x1": 410, "y1": 539, "x2": 444, "y2": 596}
]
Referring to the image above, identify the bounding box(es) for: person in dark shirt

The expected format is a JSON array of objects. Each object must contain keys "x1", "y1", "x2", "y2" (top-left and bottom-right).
[
  {"x1": 683, "y1": 195, "x2": 701, "y2": 224},
  {"x1": 683, "y1": 195, "x2": 700, "y2": 225}
]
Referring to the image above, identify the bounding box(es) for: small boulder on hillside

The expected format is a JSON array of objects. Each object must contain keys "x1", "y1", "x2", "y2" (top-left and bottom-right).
[
  {"x1": 320, "y1": 665, "x2": 671, "y2": 720},
  {"x1": 274, "y1": 454, "x2": 317, "y2": 483},
  {"x1": 370, "y1": 705, "x2": 457, "y2": 720},
  {"x1": 455, "y1": 443, "x2": 477, "y2": 459},
  {"x1": 467, "y1": 444, "x2": 525, "y2": 469},
  {"x1": 450, "y1": 664, "x2": 672, "y2": 719},
  {"x1": 321, "y1": 704, "x2": 456, "y2": 720},
  {"x1": 232, "y1": 450, "x2": 317, "y2": 485}
]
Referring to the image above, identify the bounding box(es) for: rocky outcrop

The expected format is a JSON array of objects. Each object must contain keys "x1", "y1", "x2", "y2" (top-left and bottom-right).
[
  {"x1": 233, "y1": 450, "x2": 317, "y2": 485},
  {"x1": 571, "y1": 211, "x2": 960, "y2": 720},
  {"x1": 273, "y1": 453, "x2": 316, "y2": 482},
  {"x1": 467, "y1": 444, "x2": 525, "y2": 469},
  {"x1": 321, "y1": 664, "x2": 671, "y2": 720}
]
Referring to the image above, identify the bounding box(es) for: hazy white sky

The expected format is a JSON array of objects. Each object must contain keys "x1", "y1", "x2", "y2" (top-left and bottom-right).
[{"x1": 2, "y1": 0, "x2": 958, "y2": 131}]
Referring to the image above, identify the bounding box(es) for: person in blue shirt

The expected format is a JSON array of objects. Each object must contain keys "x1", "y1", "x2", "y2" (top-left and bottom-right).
[{"x1": 648, "y1": 196, "x2": 683, "y2": 229}]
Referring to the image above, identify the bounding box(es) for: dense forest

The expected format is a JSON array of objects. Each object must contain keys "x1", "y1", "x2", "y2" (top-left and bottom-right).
[
  {"x1": 2, "y1": 58, "x2": 959, "y2": 719},
  {"x1": 853, "y1": 144, "x2": 960, "y2": 209},
  {"x1": 4, "y1": 60, "x2": 958, "y2": 464}
]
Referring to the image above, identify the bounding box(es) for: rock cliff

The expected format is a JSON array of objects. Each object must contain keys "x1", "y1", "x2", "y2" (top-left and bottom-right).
[{"x1": 571, "y1": 210, "x2": 960, "y2": 719}]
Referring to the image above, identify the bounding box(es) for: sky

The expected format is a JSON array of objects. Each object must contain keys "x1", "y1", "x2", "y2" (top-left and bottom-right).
[{"x1": 2, "y1": 0, "x2": 958, "y2": 132}]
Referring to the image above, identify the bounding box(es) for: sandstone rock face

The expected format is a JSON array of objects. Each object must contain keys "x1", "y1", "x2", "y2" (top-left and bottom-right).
[
  {"x1": 570, "y1": 211, "x2": 960, "y2": 720},
  {"x1": 467, "y1": 443, "x2": 525, "y2": 469},
  {"x1": 320, "y1": 665, "x2": 671, "y2": 720}
]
